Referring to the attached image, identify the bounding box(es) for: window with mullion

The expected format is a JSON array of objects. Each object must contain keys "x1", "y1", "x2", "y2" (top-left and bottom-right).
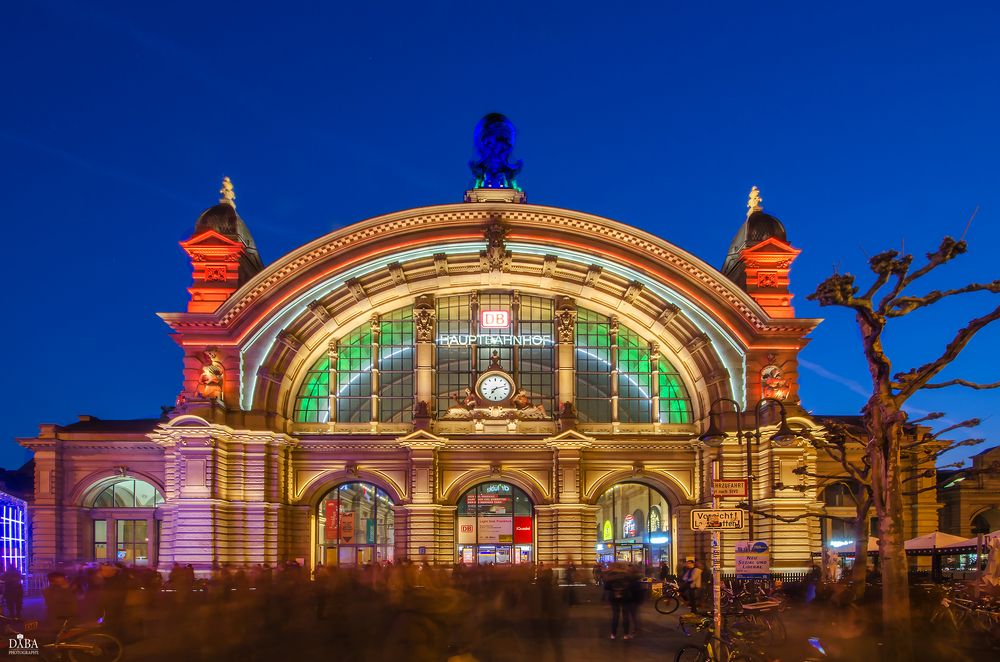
[
  {"x1": 337, "y1": 326, "x2": 373, "y2": 423},
  {"x1": 617, "y1": 326, "x2": 652, "y2": 423},
  {"x1": 517, "y1": 295, "x2": 554, "y2": 415},
  {"x1": 657, "y1": 359, "x2": 692, "y2": 424},
  {"x1": 436, "y1": 295, "x2": 473, "y2": 415},
  {"x1": 379, "y1": 307, "x2": 414, "y2": 422},
  {"x1": 294, "y1": 357, "x2": 331, "y2": 423},
  {"x1": 575, "y1": 308, "x2": 612, "y2": 422}
]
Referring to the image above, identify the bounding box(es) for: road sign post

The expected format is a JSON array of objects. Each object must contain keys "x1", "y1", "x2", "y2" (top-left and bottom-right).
[{"x1": 711, "y1": 460, "x2": 722, "y2": 645}]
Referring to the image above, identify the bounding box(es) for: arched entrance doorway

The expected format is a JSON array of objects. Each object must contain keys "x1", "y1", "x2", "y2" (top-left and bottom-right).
[
  {"x1": 595, "y1": 483, "x2": 672, "y2": 570},
  {"x1": 456, "y1": 481, "x2": 534, "y2": 564},
  {"x1": 316, "y1": 482, "x2": 395, "y2": 566}
]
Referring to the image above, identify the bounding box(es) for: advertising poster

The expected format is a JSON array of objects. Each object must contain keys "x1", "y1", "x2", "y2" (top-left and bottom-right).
[
  {"x1": 478, "y1": 517, "x2": 513, "y2": 543},
  {"x1": 514, "y1": 516, "x2": 533, "y2": 544},
  {"x1": 339, "y1": 512, "x2": 356, "y2": 544},
  {"x1": 735, "y1": 540, "x2": 771, "y2": 579},
  {"x1": 457, "y1": 516, "x2": 477, "y2": 544},
  {"x1": 324, "y1": 501, "x2": 339, "y2": 540},
  {"x1": 365, "y1": 518, "x2": 375, "y2": 544}
]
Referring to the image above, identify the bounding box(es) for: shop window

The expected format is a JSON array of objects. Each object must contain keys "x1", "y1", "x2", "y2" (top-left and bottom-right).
[
  {"x1": 456, "y1": 482, "x2": 534, "y2": 565},
  {"x1": 317, "y1": 482, "x2": 395, "y2": 566},
  {"x1": 595, "y1": 483, "x2": 672, "y2": 567}
]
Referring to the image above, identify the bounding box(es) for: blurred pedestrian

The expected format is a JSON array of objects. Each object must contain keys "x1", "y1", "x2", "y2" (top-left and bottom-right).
[
  {"x1": 679, "y1": 559, "x2": 702, "y2": 610},
  {"x1": 43, "y1": 572, "x2": 78, "y2": 623},
  {"x1": 2, "y1": 565, "x2": 24, "y2": 619},
  {"x1": 603, "y1": 564, "x2": 633, "y2": 640}
]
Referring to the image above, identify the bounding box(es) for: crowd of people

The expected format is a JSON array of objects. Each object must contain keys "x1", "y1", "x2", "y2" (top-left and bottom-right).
[{"x1": 3, "y1": 560, "x2": 572, "y2": 662}]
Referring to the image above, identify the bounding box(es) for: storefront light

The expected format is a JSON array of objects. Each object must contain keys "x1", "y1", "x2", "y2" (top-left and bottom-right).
[
  {"x1": 596, "y1": 543, "x2": 604, "y2": 551},
  {"x1": 828, "y1": 539, "x2": 854, "y2": 548},
  {"x1": 650, "y1": 535, "x2": 669, "y2": 544}
]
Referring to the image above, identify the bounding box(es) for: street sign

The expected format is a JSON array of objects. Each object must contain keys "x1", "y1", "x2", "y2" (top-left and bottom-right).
[
  {"x1": 712, "y1": 479, "x2": 748, "y2": 498},
  {"x1": 690, "y1": 508, "x2": 746, "y2": 530}
]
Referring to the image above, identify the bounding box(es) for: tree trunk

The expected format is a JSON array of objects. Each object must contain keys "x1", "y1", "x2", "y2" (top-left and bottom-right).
[
  {"x1": 849, "y1": 498, "x2": 872, "y2": 601},
  {"x1": 872, "y1": 428, "x2": 912, "y2": 661}
]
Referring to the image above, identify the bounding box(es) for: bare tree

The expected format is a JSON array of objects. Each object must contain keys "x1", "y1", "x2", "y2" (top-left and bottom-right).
[{"x1": 807, "y1": 236, "x2": 1000, "y2": 659}]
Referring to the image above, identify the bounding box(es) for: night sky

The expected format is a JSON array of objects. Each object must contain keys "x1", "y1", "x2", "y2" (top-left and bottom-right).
[{"x1": 1, "y1": 2, "x2": 998, "y2": 469}]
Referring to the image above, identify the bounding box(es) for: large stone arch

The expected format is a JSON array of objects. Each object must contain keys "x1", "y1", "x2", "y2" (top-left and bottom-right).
[
  {"x1": 584, "y1": 469, "x2": 692, "y2": 507},
  {"x1": 441, "y1": 468, "x2": 550, "y2": 507},
  {"x1": 296, "y1": 469, "x2": 408, "y2": 509}
]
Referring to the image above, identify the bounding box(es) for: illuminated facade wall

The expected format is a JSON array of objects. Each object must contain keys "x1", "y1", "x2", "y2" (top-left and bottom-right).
[
  {"x1": 18, "y1": 174, "x2": 943, "y2": 575},
  {"x1": 0, "y1": 491, "x2": 28, "y2": 573}
]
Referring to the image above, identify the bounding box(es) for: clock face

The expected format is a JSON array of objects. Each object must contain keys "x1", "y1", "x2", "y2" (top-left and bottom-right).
[{"x1": 479, "y1": 374, "x2": 513, "y2": 402}]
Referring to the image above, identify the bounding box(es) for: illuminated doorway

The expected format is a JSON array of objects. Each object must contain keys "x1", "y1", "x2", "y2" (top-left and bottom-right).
[
  {"x1": 317, "y1": 482, "x2": 395, "y2": 566},
  {"x1": 456, "y1": 482, "x2": 534, "y2": 564},
  {"x1": 595, "y1": 483, "x2": 672, "y2": 571}
]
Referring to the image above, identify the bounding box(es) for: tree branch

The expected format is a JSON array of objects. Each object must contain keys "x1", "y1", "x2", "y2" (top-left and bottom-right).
[
  {"x1": 894, "y1": 304, "x2": 1000, "y2": 401},
  {"x1": 922, "y1": 379, "x2": 1000, "y2": 391},
  {"x1": 886, "y1": 281, "x2": 1000, "y2": 317}
]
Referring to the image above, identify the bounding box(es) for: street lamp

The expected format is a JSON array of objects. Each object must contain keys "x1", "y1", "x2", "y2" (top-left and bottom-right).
[{"x1": 698, "y1": 397, "x2": 799, "y2": 540}]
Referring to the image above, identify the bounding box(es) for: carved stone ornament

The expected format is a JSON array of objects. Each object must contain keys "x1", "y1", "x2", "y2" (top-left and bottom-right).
[
  {"x1": 761, "y1": 355, "x2": 790, "y2": 401},
  {"x1": 196, "y1": 348, "x2": 225, "y2": 401},
  {"x1": 556, "y1": 307, "x2": 577, "y2": 343},
  {"x1": 114, "y1": 465, "x2": 129, "y2": 478},
  {"x1": 480, "y1": 217, "x2": 511, "y2": 273},
  {"x1": 414, "y1": 305, "x2": 436, "y2": 342}
]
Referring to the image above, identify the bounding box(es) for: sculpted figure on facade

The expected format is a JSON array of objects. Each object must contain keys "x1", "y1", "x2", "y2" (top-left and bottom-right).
[
  {"x1": 556, "y1": 307, "x2": 577, "y2": 343},
  {"x1": 761, "y1": 355, "x2": 790, "y2": 401},
  {"x1": 196, "y1": 348, "x2": 225, "y2": 400},
  {"x1": 468, "y1": 112, "x2": 523, "y2": 190}
]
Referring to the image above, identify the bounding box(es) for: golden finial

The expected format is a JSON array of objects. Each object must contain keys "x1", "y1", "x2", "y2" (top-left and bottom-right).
[
  {"x1": 219, "y1": 176, "x2": 236, "y2": 209},
  {"x1": 746, "y1": 185, "x2": 763, "y2": 218}
]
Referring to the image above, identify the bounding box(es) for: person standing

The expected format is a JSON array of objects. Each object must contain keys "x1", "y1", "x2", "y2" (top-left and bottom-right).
[
  {"x1": 603, "y1": 565, "x2": 632, "y2": 640},
  {"x1": 679, "y1": 559, "x2": 702, "y2": 610},
  {"x1": 2, "y1": 566, "x2": 24, "y2": 620}
]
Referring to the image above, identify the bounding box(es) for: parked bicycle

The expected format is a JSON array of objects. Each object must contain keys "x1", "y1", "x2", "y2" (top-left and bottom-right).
[
  {"x1": 675, "y1": 612, "x2": 765, "y2": 662},
  {"x1": 655, "y1": 578, "x2": 682, "y2": 614}
]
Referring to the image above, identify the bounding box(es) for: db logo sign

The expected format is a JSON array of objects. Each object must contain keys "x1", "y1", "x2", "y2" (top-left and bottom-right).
[
  {"x1": 480, "y1": 310, "x2": 510, "y2": 328},
  {"x1": 460, "y1": 524, "x2": 475, "y2": 533}
]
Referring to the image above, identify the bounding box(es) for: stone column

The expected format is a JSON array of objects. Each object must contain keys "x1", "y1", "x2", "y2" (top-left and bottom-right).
[
  {"x1": 370, "y1": 314, "x2": 381, "y2": 431},
  {"x1": 555, "y1": 298, "x2": 577, "y2": 424},
  {"x1": 609, "y1": 317, "x2": 620, "y2": 428},
  {"x1": 544, "y1": 436, "x2": 598, "y2": 569},
  {"x1": 413, "y1": 295, "x2": 436, "y2": 426},
  {"x1": 399, "y1": 435, "x2": 454, "y2": 564}
]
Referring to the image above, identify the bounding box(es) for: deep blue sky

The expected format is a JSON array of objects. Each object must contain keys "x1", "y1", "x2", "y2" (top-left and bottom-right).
[{"x1": 1, "y1": 2, "x2": 998, "y2": 470}]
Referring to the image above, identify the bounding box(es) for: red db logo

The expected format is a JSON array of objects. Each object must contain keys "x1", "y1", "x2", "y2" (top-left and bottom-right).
[{"x1": 480, "y1": 310, "x2": 510, "y2": 328}]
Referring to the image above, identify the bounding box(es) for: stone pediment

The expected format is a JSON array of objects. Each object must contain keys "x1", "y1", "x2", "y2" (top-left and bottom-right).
[
  {"x1": 396, "y1": 429, "x2": 449, "y2": 448},
  {"x1": 543, "y1": 429, "x2": 596, "y2": 449}
]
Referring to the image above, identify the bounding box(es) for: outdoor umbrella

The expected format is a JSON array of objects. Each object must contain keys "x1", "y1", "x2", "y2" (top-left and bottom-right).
[
  {"x1": 903, "y1": 531, "x2": 966, "y2": 553},
  {"x1": 983, "y1": 537, "x2": 1000, "y2": 588}
]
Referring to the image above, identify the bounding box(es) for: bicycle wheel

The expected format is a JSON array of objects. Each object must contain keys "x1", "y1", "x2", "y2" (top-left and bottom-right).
[
  {"x1": 67, "y1": 633, "x2": 123, "y2": 662},
  {"x1": 674, "y1": 645, "x2": 708, "y2": 662},
  {"x1": 764, "y1": 613, "x2": 786, "y2": 645},
  {"x1": 656, "y1": 594, "x2": 681, "y2": 614}
]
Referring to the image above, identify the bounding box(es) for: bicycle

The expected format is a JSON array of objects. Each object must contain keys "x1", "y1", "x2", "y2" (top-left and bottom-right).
[
  {"x1": 675, "y1": 612, "x2": 765, "y2": 662},
  {"x1": 655, "y1": 579, "x2": 682, "y2": 614},
  {"x1": 1, "y1": 614, "x2": 123, "y2": 662}
]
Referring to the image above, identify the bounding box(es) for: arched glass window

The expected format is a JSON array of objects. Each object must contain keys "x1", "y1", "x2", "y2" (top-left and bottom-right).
[
  {"x1": 972, "y1": 508, "x2": 1000, "y2": 534},
  {"x1": 89, "y1": 479, "x2": 165, "y2": 508},
  {"x1": 575, "y1": 308, "x2": 692, "y2": 424},
  {"x1": 317, "y1": 482, "x2": 395, "y2": 566},
  {"x1": 293, "y1": 307, "x2": 415, "y2": 424}
]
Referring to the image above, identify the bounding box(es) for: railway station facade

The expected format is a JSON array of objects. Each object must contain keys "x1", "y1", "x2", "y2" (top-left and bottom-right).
[{"x1": 21, "y1": 118, "x2": 941, "y2": 574}]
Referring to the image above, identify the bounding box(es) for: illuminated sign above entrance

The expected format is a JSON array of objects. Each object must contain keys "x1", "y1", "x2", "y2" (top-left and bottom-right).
[
  {"x1": 480, "y1": 310, "x2": 510, "y2": 328},
  {"x1": 437, "y1": 334, "x2": 553, "y2": 347}
]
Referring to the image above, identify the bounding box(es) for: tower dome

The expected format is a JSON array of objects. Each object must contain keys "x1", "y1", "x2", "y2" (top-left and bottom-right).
[{"x1": 722, "y1": 186, "x2": 787, "y2": 284}]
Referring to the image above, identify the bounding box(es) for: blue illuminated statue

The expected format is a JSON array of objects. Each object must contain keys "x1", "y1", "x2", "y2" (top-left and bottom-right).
[{"x1": 469, "y1": 113, "x2": 523, "y2": 190}]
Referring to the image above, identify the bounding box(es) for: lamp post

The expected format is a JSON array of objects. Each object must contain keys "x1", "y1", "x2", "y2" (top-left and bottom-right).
[{"x1": 698, "y1": 397, "x2": 798, "y2": 540}]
